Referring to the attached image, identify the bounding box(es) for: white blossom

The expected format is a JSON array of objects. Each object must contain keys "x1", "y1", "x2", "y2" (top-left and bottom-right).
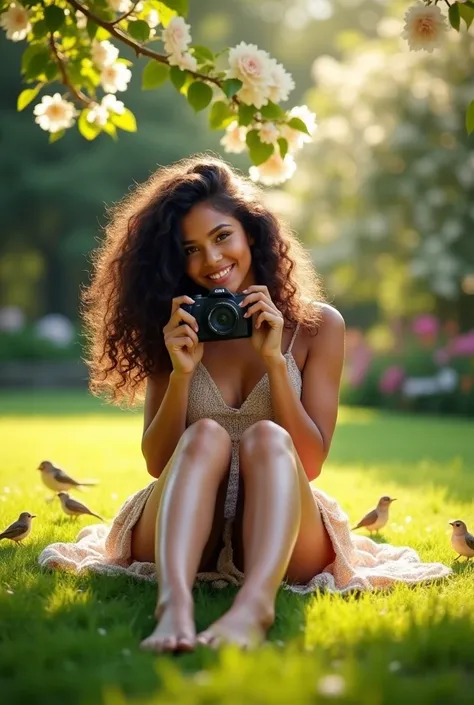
[
  {"x1": 168, "y1": 51, "x2": 197, "y2": 72},
  {"x1": 281, "y1": 105, "x2": 317, "y2": 152},
  {"x1": 220, "y1": 121, "x2": 247, "y2": 154},
  {"x1": 227, "y1": 42, "x2": 273, "y2": 108},
  {"x1": 100, "y1": 62, "x2": 132, "y2": 93},
  {"x1": 102, "y1": 94, "x2": 125, "y2": 115},
  {"x1": 145, "y1": 9, "x2": 160, "y2": 28},
  {"x1": 249, "y1": 152, "x2": 296, "y2": 186},
  {"x1": 402, "y1": 2, "x2": 448, "y2": 53},
  {"x1": 162, "y1": 16, "x2": 192, "y2": 55},
  {"x1": 87, "y1": 103, "x2": 109, "y2": 127},
  {"x1": 108, "y1": 0, "x2": 132, "y2": 12},
  {"x1": 91, "y1": 40, "x2": 119, "y2": 70},
  {"x1": 0, "y1": 2, "x2": 31, "y2": 42},
  {"x1": 259, "y1": 122, "x2": 279, "y2": 144},
  {"x1": 75, "y1": 10, "x2": 87, "y2": 30},
  {"x1": 316, "y1": 674, "x2": 347, "y2": 698},
  {"x1": 267, "y1": 59, "x2": 295, "y2": 103},
  {"x1": 33, "y1": 93, "x2": 78, "y2": 133}
]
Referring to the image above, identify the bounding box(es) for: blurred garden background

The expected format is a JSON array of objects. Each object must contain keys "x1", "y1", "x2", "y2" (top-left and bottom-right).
[{"x1": 1, "y1": 0, "x2": 473, "y2": 414}]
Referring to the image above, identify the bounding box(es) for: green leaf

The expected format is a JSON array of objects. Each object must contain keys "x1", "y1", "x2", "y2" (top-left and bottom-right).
[
  {"x1": 221, "y1": 79, "x2": 242, "y2": 100},
  {"x1": 238, "y1": 103, "x2": 257, "y2": 127},
  {"x1": 25, "y1": 50, "x2": 50, "y2": 80},
  {"x1": 17, "y1": 84, "x2": 42, "y2": 111},
  {"x1": 142, "y1": 61, "x2": 170, "y2": 89},
  {"x1": 127, "y1": 19, "x2": 150, "y2": 42},
  {"x1": 153, "y1": 2, "x2": 176, "y2": 27},
  {"x1": 170, "y1": 66, "x2": 187, "y2": 91},
  {"x1": 44, "y1": 5, "x2": 65, "y2": 32},
  {"x1": 21, "y1": 45, "x2": 44, "y2": 74},
  {"x1": 49, "y1": 129, "x2": 65, "y2": 144},
  {"x1": 287, "y1": 116, "x2": 310, "y2": 135},
  {"x1": 162, "y1": 0, "x2": 188, "y2": 16},
  {"x1": 209, "y1": 100, "x2": 235, "y2": 129},
  {"x1": 111, "y1": 108, "x2": 137, "y2": 132},
  {"x1": 260, "y1": 101, "x2": 285, "y2": 120},
  {"x1": 102, "y1": 122, "x2": 118, "y2": 140},
  {"x1": 78, "y1": 111, "x2": 101, "y2": 141},
  {"x1": 459, "y1": 3, "x2": 474, "y2": 29},
  {"x1": 448, "y1": 3, "x2": 460, "y2": 31},
  {"x1": 32, "y1": 19, "x2": 49, "y2": 39},
  {"x1": 246, "y1": 129, "x2": 274, "y2": 166},
  {"x1": 277, "y1": 137, "x2": 288, "y2": 160},
  {"x1": 187, "y1": 81, "x2": 213, "y2": 112},
  {"x1": 86, "y1": 20, "x2": 98, "y2": 40},
  {"x1": 466, "y1": 100, "x2": 474, "y2": 135},
  {"x1": 191, "y1": 45, "x2": 214, "y2": 65},
  {"x1": 44, "y1": 62, "x2": 59, "y2": 81}
]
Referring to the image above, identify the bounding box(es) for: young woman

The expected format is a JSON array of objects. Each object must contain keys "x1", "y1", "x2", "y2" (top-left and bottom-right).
[{"x1": 39, "y1": 155, "x2": 450, "y2": 652}]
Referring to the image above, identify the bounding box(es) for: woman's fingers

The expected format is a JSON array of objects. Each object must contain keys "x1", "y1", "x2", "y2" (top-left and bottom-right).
[
  {"x1": 165, "y1": 323, "x2": 199, "y2": 348},
  {"x1": 164, "y1": 307, "x2": 199, "y2": 334},
  {"x1": 170, "y1": 295, "x2": 195, "y2": 316}
]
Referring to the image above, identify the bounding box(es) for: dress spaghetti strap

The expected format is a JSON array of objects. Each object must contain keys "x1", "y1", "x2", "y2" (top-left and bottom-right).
[{"x1": 286, "y1": 323, "x2": 300, "y2": 354}]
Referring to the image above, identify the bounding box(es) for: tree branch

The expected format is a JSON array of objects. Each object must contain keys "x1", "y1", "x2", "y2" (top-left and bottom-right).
[
  {"x1": 66, "y1": 0, "x2": 225, "y2": 91},
  {"x1": 110, "y1": 0, "x2": 141, "y2": 27},
  {"x1": 49, "y1": 33, "x2": 93, "y2": 106}
]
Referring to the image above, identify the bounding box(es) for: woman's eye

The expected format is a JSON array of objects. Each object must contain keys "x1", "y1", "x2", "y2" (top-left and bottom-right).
[
  {"x1": 216, "y1": 232, "x2": 231, "y2": 242},
  {"x1": 184, "y1": 246, "x2": 197, "y2": 256}
]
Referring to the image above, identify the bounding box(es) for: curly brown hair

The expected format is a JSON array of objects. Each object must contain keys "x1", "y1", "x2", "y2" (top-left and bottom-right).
[{"x1": 81, "y1": 154, "x2": 326, "y2": 407}]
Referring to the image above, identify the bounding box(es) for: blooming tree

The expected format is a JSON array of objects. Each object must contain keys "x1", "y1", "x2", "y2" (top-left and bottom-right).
[
  {"x1": 0, "y1": 0, "x2": 472, "y2": 186},
  {"x1": 0, "y1": 0, "x2": 317, "y2": 185},
  {"x1": 403, "y1": 0, "x2": 474, "y2": 131}
]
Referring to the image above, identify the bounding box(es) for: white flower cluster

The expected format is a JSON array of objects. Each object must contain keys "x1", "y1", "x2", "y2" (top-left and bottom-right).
[
  {"x1": 227, "y1": 42, "x2": 295, "y2": 109},
  {"x1": 403, "y1": 2, "x2": 449, "y2": 53},
  {"x1": 33, "y1": 94, "x2": 78, "y2": 133},
  {"x1": 87, "y1": 95, "x2": 125, "y2": 127},
  {"x1": 0, "y1": 2, "x2": 31, "y2": 41},
  {"x1": 161, "y1": 16, "x2": 197, "y2": 72},
  {"x1": 220, "y1": 104, "x2": 317, "y2": 186},
  {"x1": 91, "y1": 39, "x2": 132, "y2": 94}
]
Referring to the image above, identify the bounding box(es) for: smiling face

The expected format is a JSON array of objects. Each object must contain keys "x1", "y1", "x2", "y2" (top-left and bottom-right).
[{"x1": 181, "y1": 202, "x2": 255, "y2": 293}]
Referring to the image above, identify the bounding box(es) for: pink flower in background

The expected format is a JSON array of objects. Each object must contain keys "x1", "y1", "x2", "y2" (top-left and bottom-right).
[
  {"x1": 448, "y1": 331, "x2": 474, "y2": 357},
  {"x1": 412, "y1": 314, "x2": 439, "y2": 339},
  {"x1": 379, "y1": 365, "x2": 405, "y2": 395}
]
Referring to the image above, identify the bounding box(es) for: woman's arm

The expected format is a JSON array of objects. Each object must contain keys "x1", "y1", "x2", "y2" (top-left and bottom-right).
[
  {"x1": 141, "y1": 370, "x2": 193, "y2": 478},
  {"x1": 267, "y1": 305, "x2": 345, "y2": 482}
]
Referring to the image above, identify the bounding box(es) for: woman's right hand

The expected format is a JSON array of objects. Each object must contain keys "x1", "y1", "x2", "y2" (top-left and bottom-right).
[{"x1": 163, "y1": 295, "x2": 204, "y2": 376}]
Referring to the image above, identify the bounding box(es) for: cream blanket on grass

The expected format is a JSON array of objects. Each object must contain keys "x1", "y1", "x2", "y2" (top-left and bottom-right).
[{"x1": 38, "y1": 483, "x2": 452, "y2": 593}]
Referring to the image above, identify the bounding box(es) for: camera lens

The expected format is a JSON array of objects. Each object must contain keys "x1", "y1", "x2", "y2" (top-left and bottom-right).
[{"x1": 207, "y1": 302, "x2": 238, "y2": 336}]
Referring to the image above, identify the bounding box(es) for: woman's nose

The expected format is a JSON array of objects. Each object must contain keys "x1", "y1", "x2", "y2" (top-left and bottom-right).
[{"x1": 204, "y1": 247, "x2": 223, "y2": 265}]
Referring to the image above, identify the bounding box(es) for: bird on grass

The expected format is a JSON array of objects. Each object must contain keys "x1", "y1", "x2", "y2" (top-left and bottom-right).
[
  {"x1": 38, "y1": 460, "x2": 97, "y2": 500},
  {"x1": 351, "y1": 496, "x2": 397, "y2": 535},
  {"x1": 0, "y1": 512, "x2": 36, "y2": 546},
  {"x1": 57, "y1": 492, "x2": 104, "y2": 522},
  {"x1": 449, "y1": 520, "x2": 474, "y2": 561}
]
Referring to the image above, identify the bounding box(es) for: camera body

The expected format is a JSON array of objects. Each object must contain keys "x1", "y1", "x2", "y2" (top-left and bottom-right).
[{"x1": 181, "y1": 287, "x2": 252, "y2": 342}]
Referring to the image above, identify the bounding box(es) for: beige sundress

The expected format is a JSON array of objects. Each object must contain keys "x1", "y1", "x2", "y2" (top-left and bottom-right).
[{"x1": 39, "y1": 325, "x2": 451, "y2": 593}]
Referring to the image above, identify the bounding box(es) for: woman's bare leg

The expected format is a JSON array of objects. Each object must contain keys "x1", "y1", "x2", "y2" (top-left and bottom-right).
[
  {"x1": 197, "y1": 420, "x2": 335, "y2": 648},
  {"x1": 134, "y1": 418, "x2": 232, "y2": 653}
]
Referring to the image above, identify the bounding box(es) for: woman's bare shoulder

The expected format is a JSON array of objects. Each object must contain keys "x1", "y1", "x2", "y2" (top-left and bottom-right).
[{"x1": 300, "y1": 302, "x2": 345, "y2": 340}]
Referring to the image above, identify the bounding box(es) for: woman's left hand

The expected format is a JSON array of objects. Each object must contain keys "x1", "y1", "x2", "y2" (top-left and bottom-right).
[{"x1": 239, "y1": 285, "x2": 285, "y2": 364}]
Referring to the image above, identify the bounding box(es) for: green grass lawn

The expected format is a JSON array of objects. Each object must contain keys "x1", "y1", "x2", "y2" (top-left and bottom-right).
[{"x1": 1, "y1": 391, "x2": 474, "y2": 705}]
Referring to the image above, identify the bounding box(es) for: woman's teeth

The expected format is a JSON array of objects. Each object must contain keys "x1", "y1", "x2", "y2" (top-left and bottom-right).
[{"x1": 208, "y1": 265, "x2": 233, "y2": 280}]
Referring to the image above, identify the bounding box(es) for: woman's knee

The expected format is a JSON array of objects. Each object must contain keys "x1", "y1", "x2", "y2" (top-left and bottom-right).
[
  {"x1": 179, "y1": 418, "x2": 232, "y2": 464},
  {"x1": 239, "y1": 420, "x2": 294, "y2": 463}
]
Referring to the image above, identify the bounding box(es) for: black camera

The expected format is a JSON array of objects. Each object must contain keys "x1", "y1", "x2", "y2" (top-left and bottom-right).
[{"x1": 181, "y1": 287, "x2": 252, "y2": 342}]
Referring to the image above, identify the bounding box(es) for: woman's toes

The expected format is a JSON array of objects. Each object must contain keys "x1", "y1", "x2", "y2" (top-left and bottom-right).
[
  {"x1": 176, "y1": 636, "x2": 195, "y2": 652},
  {"x1": 196, "y1": 631, "x2": 211, "y2": 646}
]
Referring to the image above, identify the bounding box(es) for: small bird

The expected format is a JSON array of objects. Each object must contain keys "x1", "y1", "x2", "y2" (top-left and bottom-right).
[
  {"x1": 38, "y1": 460, "x2": 97, "y2": 499},
  {"x1": 0, "y1": 512, "x2": 36, "y2": 546},
  {"x1": 449, "y1": 520, "x2": 474, "y2": 561},
  {"x1": 57, "y1": 492, "x2": 104, "y2": 522},
  {"x1": 351, "y1": 496, "x2": 396, "y2": 534}
]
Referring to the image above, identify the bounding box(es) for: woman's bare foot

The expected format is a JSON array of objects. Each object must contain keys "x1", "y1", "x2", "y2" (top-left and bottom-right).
[
  {"x1": 140, "y1": 596, "x2": 196, "y2": 653},
  {"x1": 196, "y1": 597, "x2": 274, "y2": 650}
]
